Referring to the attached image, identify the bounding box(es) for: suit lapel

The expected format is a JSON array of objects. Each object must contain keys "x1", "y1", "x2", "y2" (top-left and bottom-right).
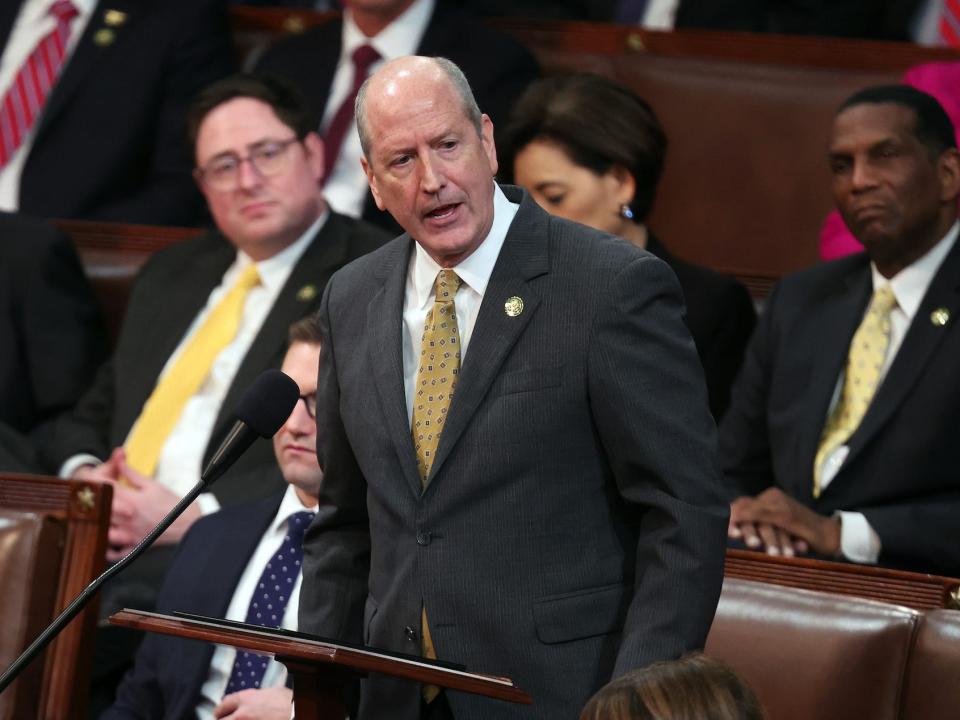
[
  {"x1": 843, "y1": 237, "x2": 960, "y2": 466},
  {"x1": 0, "y1": 1, "x2": 23, "y2": 52},
  {"x1": 33, "y1": 0, "x2": 141, "y2": 144},
  {"x1": 427, "y1": 193, "x2": 548, "y2": 486},
  {"x1": 367, "y1": 237, "x2": 423, "y2": 497},
  {"x1": 182, "y1": 492, "x2": 285, "y2": 704},
  {"x1": 205, "y1": 217, "x2": 350, "y2": 463},
  {"x1": 310, "y1": 18, "x2": 342, "y2": 128},
  {"x1": 794, "y1": 265, "x2": 871, "y2": 501}
]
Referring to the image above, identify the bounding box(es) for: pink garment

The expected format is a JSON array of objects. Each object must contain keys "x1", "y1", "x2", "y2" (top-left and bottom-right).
[{"x1": 819, "y1": 62, "x2": 960, "y2": 260}]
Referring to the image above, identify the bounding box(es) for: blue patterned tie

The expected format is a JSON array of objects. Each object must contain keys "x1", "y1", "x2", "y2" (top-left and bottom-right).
[{"x1": 224, "y1": 510, "x2": 315, "y2": 695}]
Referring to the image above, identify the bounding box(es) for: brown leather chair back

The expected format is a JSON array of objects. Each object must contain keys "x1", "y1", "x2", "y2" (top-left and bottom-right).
[
  {"x1": 706, "y1": 578, "x2": 918, "y2": 720},
  {"x1": 0, "y1": 512, "x2": 63, "y2": 720},
  {"x1": 0, "y1": 475, "x2": 111, "y2": 720},
  {"x1": 901, "y1": 609, "x2": 960, "y2": 720}
]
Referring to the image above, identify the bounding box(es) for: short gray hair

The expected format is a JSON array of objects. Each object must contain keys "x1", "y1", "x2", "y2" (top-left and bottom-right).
[{"x1": 355, "y1": 56, "x2": 483, "y2": 158}]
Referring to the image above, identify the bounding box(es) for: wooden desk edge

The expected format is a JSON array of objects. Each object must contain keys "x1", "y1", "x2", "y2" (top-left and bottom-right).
[{"x1": 110, "y1": 610, "x2": 532, "y2": 704}]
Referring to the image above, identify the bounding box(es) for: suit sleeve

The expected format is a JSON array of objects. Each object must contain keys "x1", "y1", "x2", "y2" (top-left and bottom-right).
[
  {"x1": 717, "y1": 282, "x2": 782, "y2": 498},
  {"x1": 698, "y1": 279, "x2": 756, "y2": 421},
  {"x1": 100, "y1": 521, "x2": 211, "y2": 720},
  {"x1": 18, "y1": 227, "x2": 107, "y2": 435},
  {"x1": 863, "y1": 493, "x2": 960, "y2": 576},
  {"x1": 299, "y1": 274, "x2": 371, "y2": 643},
  {"x1": 587, "y1": 254, "x2": 728, "y2": 673}
]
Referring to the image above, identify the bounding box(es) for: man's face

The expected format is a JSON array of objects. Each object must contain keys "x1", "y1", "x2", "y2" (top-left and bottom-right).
[
  {"x1": 829, "y1": 102, "x2": 957, "y2": 275},
  {"x1": 195, "y1": 97, "x2": 325, "y2": 261},
  {"x1": 361, "y1": 61, "x2": 498, "y2": 268},
  {"x1": 273, "y1": 341, "x2": 323, "y2": 503}
]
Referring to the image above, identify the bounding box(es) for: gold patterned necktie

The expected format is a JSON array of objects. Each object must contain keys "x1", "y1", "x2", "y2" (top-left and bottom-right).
[
  {"x1": 412, "y1": 268, "x2": 463, "y2": 484},
  {"x1": 813, "y1": 285, "x2": 897, "y2": 498},
  {"x1": 125, "y1": 264, "x2": 261, "y2": 477},
  {"x1": 411, "y1": 268, "x2": 461, "y2": 703}
]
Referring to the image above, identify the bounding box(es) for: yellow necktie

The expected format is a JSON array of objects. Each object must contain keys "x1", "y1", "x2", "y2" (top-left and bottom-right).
[
  {"x1": 813, "y1": 285, "x2": 897, "y2": 498},
  {"x1": 412, "y1": 268, "x2": 462, "y2": 483},
  {"x1": 125, "y1": 264, "x2": 261, "y2": 477},
  {"x1": 411, "y1": 268, "x2": 461, "y2": 702}
]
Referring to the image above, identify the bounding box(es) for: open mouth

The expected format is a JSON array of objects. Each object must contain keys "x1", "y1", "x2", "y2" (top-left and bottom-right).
[{"x1": 424, "y1": 203, "x2": 459, "y2": 221}]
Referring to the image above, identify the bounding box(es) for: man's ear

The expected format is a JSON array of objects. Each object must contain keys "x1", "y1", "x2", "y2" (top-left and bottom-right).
[
  {"x1": 480, "y1": 114, "x2": 498, "y2": 178},
  {"x1": 303, "y1": 132, "x2": 325, "y2": 184},
  {"x1": 361, "y1": 156, "x2": 386, "y2": 211},
  {"x1": 938, "y1": 147, "x2": 960, "y2": 204}
]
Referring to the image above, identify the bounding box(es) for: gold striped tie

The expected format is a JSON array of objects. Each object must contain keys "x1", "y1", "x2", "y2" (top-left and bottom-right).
[
  {"x1": 412, "y1": 268, "x2": 461, "y2": 703},
  {"x1": 125, "y1": 264, "x2": 261, "y2": 476},
  {"x1": 813, "y1": 285, "x2": 897, "y2": 498}
]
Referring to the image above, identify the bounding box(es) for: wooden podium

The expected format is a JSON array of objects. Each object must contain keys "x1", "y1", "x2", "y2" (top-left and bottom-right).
[{"x1": 110, "y1": 610, "x2": 531, "y2": 718}]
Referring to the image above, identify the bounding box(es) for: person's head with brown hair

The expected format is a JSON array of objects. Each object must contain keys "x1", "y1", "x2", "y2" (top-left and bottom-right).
[{"x1": 579, "y1": 654, "x2": 764, "y2": 720}]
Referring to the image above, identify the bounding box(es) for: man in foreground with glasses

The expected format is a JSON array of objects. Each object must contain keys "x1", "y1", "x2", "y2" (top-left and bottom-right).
[
  {"x1": 40, "y1": 73, "x2": 388, "y2": 706},
  {"x1": 103, "y1": 318, "x2": 323, "y2": 720}
]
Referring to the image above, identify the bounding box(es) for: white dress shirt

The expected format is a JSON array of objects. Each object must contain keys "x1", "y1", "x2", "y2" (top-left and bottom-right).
[
  {"x1": 820, "y1": 221, "x2": 959, "y2": 563},
  {"x1": 195, "y1": 484, "x2": 318, "y2": 719},
  {"x1": 61, "y1": 213, "x2": 326, "y2": 514},
  {"x1": 321, "y1": 0, "x2": 434, "y2": 219},
  {"x1": 912, "y1": 0, "x2": 945, "y2": 45},
  {"x1": 640, "y1": 0, "x2": 680, "y2": 29},
  {"x1": 402, "y1": 184, "x2": 519, "y2": 422},
  {"x1": 0, "y1": 0, "x2": 96, "y2": 211}
]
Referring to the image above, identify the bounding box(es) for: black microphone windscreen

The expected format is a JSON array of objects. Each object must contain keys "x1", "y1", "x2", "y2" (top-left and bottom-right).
[{"x1": 235, "y1": 369, "x2": 300, "y2": 438}]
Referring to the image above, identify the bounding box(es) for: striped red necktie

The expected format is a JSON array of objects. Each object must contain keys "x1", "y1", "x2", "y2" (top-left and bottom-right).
[
  {"x1": 0, "y1": 0, "x2": 79, "y2": 169},
  {"x1": 941, "y1": 0, "x2": 960, "y2": 47}
]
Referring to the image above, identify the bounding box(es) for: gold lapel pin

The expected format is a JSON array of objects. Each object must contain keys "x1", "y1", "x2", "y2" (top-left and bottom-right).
[
  {"x1": 296, "y1": 284, "x2": 318, "y2": 302},
  {"x1": 104, "y1": 9, "x2": 127, "y2": 26},
  {"x1": 93, "y1": 28, "x2": 114, "y2": 46},
  {"x1": 930, "y1": 307, "x2": 950, "y2": 327},
  {"x1": 504, "y1": 296, "x2": 524, "y2": 317}
]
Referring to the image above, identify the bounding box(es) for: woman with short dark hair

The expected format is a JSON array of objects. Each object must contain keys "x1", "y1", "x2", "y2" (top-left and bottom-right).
[{"x1": 502, "y1": 74, "x2": 756, "y2": 419}]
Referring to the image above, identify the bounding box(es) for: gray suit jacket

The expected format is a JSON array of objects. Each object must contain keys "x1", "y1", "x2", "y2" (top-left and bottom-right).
[{"x1": 301, "y1": 186, "x2": 728, "y2": 719}]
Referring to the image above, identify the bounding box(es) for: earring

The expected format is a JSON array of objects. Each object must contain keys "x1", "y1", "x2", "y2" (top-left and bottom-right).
[{"x1": 620, "y1": 204, "x2": 634, "y2": 220}]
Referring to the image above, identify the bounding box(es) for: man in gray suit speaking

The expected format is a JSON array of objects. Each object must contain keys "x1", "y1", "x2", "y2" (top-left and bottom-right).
[{"x1": 300, "y1": 55, "x2": 728, "y2": 720}]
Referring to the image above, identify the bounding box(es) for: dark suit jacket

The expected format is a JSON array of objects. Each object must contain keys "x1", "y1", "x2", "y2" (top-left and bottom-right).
[
  {"x1": 254, "y1": 6, "x2": 539, "y2": 230},
  {"x1": 676, "y1": 0, "x2": 924, "y2": 40},
  {"x1": 41, "y1": 212, "x2": 387, "y2": 604},
  {"x1": 43, "y1": 212, "x2": 386, "y2": 492},
  {"x1": 302, "y1": 186, "x2": 728, "y2": 719},
  {"x1": 102, "y1": 488, "x2": 285, "y2": 720},
  {"x1": 719, "y1": 236, "x2": 960, "y2": 576},
  {"x1": 0, "y1": 0, "x2": 235, "y2": 225},
  {"x1": 0, "y1": 212, "x2": 106, "y2": 438},
  {"x1": 647, "y1": 234, "x2": 755, "y2": 420}
]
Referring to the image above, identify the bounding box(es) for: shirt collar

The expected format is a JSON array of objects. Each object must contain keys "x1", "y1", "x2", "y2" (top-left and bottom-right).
[
  {"x1": 268, "y1": 483, "x2": 319, "y2": 537},
  {"x1": 870, "y1": 220, "x2": 959, "y2": 320},
  {"x1": 342, "y1": 0, "x2": 434, "y2": 60},
  {"x1": 236, "y1": 210, "x2": 327, "y2": 293},
  {"x1": 410, "y1": 183, "x2": 519, "y2": 309}
]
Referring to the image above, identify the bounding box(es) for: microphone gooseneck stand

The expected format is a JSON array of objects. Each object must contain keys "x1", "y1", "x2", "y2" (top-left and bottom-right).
[{"x1": 0, "y1": 367, "x2": 299, "y2": 695}]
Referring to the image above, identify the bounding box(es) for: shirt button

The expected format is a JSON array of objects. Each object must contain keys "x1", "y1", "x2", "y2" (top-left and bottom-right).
[
  {"x1": 404, "y1": 625, "x2": 417, "y2": 642},
  {"x1": 416, "y1": 530, "x2": 432, "y2": 546}
]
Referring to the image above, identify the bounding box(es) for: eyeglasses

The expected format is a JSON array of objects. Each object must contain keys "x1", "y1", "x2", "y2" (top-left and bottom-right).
[
  {"x1": 195, "y1": 137, "x2": 301, "y2": 191},
  {"x1": 297, "y1": 393, "x2": 317, "y2": 419}
]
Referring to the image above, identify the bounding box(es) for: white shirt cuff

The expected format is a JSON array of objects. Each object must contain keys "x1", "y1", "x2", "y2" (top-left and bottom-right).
[
  {"x1": 59, "y1": 453, "x2": 103, "y2": 479},
  {"x1": 196, "y1": 492, "x2": 221, "y2": 516},
  {"x1": 837, "y1": 511, "x2": 882, "y2": 564}
]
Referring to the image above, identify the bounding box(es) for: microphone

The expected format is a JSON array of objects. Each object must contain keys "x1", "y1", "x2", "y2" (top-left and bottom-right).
[
  {"x1": 0, "y1": 369, "x2": 301, "y2": 694},
  {"x1": 200, "y1": 368, "x2": 300, "y2": 486}
]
